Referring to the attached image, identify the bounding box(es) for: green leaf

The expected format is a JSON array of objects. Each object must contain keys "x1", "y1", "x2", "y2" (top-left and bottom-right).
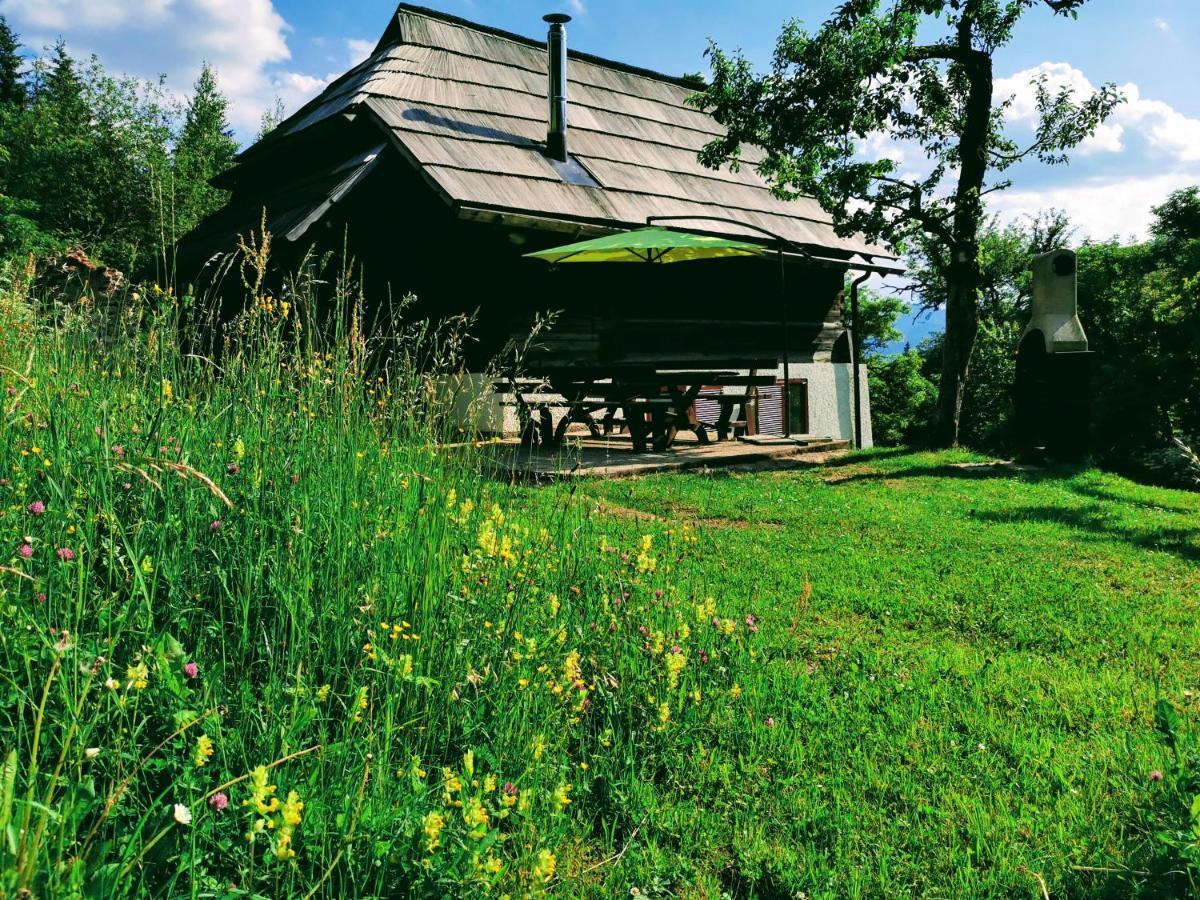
[{"x1": 0, "y1": 748, "x2": 16, "y2": 835}]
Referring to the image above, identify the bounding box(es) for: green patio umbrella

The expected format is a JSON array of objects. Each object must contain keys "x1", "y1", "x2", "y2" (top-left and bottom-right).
[{"x1": 524, "y1": 226, "x2": 767, "y2": 265}]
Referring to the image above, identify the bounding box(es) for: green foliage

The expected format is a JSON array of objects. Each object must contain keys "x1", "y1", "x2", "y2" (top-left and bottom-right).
[
  {"x1": 256, "y1": 95, "x2": 286, "y2": 143},
  {"x1": 0, "y1": 38, "x2": 239, "y2": 278},
  {"x1": 848, "y1": 284, "x2": 906, "y2": 354},
  {"x1": 866, "y1": 348, "x2": 936, "y2": 445}
]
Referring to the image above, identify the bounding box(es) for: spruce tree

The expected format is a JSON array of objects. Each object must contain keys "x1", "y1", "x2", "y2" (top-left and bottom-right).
[
  {"x1": 174, "y1": 63, "x2": 238, "y2": 236},
  {"x1": 0, "y1": 15, "x2": 25, "y2": 109}
]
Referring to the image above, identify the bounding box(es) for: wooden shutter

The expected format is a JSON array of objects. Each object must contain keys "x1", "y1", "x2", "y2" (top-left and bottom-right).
[
  {"x1": 755, "y1": 381, "x2": 809, "y2": 436},
  {"x1": 756, "y1": 385, "x2": 785, "y2": 435},
  {"x1": 693, "y1": 387, "x2": 722, "y2": 426}
]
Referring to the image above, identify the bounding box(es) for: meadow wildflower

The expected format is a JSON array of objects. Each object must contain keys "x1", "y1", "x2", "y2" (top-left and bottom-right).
[
  {"x1": 664, "y1": 650, "x2": 686, "y2": 690},
  {"x1": 183, "y1": 661, "x2": 199, "y2": 679},
  {"x1": 173, "y1": 803, "x2": 192, "y2": 825},
  {"x1": 463, "y1": 796, "x2": 489, "y2": 836},
  {"x1": 315, "y1": 683, "x2": 331, "y2": 702},
  {"x1": 85, "y1": 747, "x2": 100, "y2": 759},
  {"x1": 126, "y1": 663, "x2": 149, "y2": 691},
  {"x1": 209, "y1": 519, "x2": 222, "y2": 532},
  {"x1": 274, "y1": 790, "x2": 304, "y2": 860},
  {"x1": 56, "y1": 547, "x2": 75, "y2": 562},
  {"x1": 352, "y1": 685, "x2": 369, "y2": 722},
  {"x1": 553, "y1": 782, "x2": 573, "y2": 811},
  {"x1": 27, "y1": 500, "x2": 45, "y2": 516},
  {"x1": 1149, "y1": 769, "x2": 1164, "y2": 782},
  {"x1": 226, "y1": 463, "x2": 240, "y2": 475},
  {"x1": 209, "y1": 792, "x2": 229, "y2": 811},
  {"x1": 764, "y1": 716, "x2": 776, "y2": 728},
  {"x1": 245, "y1": 765, "x2": 280, "y2": 817},
  {"x1": 423, "y1": 810, "x2": 445, "y2": 853},
  {"x1": 531, "y1": 735, "x2": 546, "y2": 760},
  {"x1": 18, "y1": 543, "x2": 33, "y2": 558},
  {"x1": 501, "y1": 782, "x2": 518, "y2": 807},
  {"x1": 194, "y1": 734, "x2": 214, "y2": 767},
  {"x1": 532, "y1": 848, "x2": 557, "y2": 886}
]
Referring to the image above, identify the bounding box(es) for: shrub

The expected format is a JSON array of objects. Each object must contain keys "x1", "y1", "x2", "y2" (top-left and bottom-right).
[{"x1": 867, "y1": 349, "x2": 937, "y2": 446}]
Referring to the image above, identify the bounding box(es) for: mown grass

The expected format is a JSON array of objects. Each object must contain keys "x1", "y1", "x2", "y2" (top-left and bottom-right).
[
  {"x1": 566, "y1": 451, "x2": 1200, "y2": 896},
  {"x1": 1, "y1": 256, "x2": 1198, "y2": 898}
]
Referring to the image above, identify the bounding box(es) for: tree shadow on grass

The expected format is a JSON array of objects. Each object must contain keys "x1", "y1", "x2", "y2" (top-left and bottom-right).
[
  {"x1": 974, "y1": 504, "x2": 1200, "y2": 564},
  {"x1": 821, "y1": 459, "x2": 1077, "y2": 486},
  {"x1": 1069, "y1": 481, "x2": 1200, "y2": 517}
]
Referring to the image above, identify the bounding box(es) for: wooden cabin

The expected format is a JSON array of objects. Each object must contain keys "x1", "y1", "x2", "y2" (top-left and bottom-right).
[{"x1": 178, "y1": 3, "x2": 897, "y2": 446}]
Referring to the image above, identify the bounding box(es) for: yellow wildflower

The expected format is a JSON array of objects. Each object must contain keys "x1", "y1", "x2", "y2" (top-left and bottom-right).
[
  {"x1": 553, "y1": 782, "x2": 572, "y2": 811},
  {"x1": 664, "y1": 651, "x2": 686, "y2": 690},
  {"x1": 463, "y1": 796, "x2": 489, "y2": 836},
  {"x1": 126, "y1": 662, "x2": 149, "y2": 691},
  {"x1": 532, "y1": 848, "x2": 556, "y2": 886},
  {"x1": 245, "y1": 765, "x2": 279, "y2": 815},
  {"x1": 194, "y1": 734, "x2": 214, "y2": 768},
  {"x1": 531, "y1": 735, "x2": 546, "y2": 760},
  {"x1": 352, "y1": 685, "x2": 368, "y2": 723},
  {"x1": 281, "y1": 789, "x2": 303, "y2": 827},
  {"x1": 316, "y1": 683, "x2": 331, "y2": 702},
  {"x1": 423, "y1": 810, "x2": 445, "y2": 853}
]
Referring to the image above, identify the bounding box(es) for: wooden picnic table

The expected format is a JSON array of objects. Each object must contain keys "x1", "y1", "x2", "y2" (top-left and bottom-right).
[{"x1": 506, "y1": 365, "x2": 778, "y2": 452}]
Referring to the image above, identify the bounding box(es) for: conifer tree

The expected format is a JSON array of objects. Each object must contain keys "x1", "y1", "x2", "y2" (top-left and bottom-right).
[
  {"x1": 173, "y1": 63, "x2": 238, "y2": 236},
  {"x1": 0, "y1": 15, "x2": 25, "y2": 109}
]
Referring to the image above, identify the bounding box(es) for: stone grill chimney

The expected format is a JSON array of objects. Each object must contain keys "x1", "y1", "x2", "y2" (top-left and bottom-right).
[{"x1": 1014, "y1": 248, "x2": 1095, "y2": 460}]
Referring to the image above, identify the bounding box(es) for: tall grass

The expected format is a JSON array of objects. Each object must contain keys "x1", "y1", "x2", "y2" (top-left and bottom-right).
[{"x1": 0, "y1": 244, "x2": 759, "y2": 897}]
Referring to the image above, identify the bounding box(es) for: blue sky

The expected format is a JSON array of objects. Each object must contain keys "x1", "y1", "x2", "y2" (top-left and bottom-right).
[{"x1": 3, "y1": 1, "x2": 1198, "y2": 344}]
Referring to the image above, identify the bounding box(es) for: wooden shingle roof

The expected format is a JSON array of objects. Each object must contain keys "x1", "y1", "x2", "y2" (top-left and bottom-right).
[{"x1": 234, "y1": 4, "x2": 893, "y2": 260}]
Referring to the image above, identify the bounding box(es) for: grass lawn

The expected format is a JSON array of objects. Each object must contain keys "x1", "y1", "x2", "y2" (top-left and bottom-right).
[{"x1": 546, "y1": 449, "x2": 1200, "y2": 896}]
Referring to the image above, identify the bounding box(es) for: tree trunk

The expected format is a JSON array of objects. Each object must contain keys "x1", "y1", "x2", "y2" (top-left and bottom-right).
[
  {"x1": 936, "y1": 249, "x2": 981, "y2": 446},
  {"x1": 933, "y1": 22, "x2": 992, "y2": 448}
]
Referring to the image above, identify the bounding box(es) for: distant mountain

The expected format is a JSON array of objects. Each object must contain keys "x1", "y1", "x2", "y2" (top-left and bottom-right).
[{"x1": 881, "y1": 305, "x2": 944, "y2": 355}]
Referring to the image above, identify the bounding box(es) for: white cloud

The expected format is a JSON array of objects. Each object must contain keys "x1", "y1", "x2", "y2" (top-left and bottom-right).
[
  {"x1": 0, "y1": 0, "x2": 329, "y2": 136},
  {"x1": 346, "y1": 38, "x2": 375, "y2": 66},
  {"x1": 565, "y1": 0, "x2": 587, "y2": 15},
  {"x1": 988, "y1": 171, "x2": 1200, "y2": 242},
  {"x1": 1153, "y1": 17, "x2": 1169, "y2": 33},
  {"x1": 996, "y1": 62, "x2": 1200, "y2": 163}
]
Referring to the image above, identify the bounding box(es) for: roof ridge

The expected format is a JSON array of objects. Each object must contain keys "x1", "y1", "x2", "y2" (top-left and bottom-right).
[{"x1": 382, "y1": 3, "x2": 704, "y2": 91}]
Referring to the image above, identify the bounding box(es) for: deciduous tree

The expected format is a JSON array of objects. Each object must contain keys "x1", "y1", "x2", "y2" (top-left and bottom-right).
[{"x1": 694, "y1": 0, "x2": 1122, "y2": 445}]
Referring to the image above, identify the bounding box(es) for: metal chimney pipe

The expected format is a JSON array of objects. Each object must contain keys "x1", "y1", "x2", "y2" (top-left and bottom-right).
[{"x1": 543, "y1": 13, "x2": 571, "y2": 161}]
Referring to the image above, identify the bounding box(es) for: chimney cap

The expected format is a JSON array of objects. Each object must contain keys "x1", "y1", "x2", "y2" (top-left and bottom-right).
[{"x1": 543, "y1": 13, "x2": 572, "y2": 25}]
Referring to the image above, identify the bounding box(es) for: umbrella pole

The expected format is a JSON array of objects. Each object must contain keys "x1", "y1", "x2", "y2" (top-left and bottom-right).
[{"x1": 780, "y1": 244, "x2": 790, "y2": 436}]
